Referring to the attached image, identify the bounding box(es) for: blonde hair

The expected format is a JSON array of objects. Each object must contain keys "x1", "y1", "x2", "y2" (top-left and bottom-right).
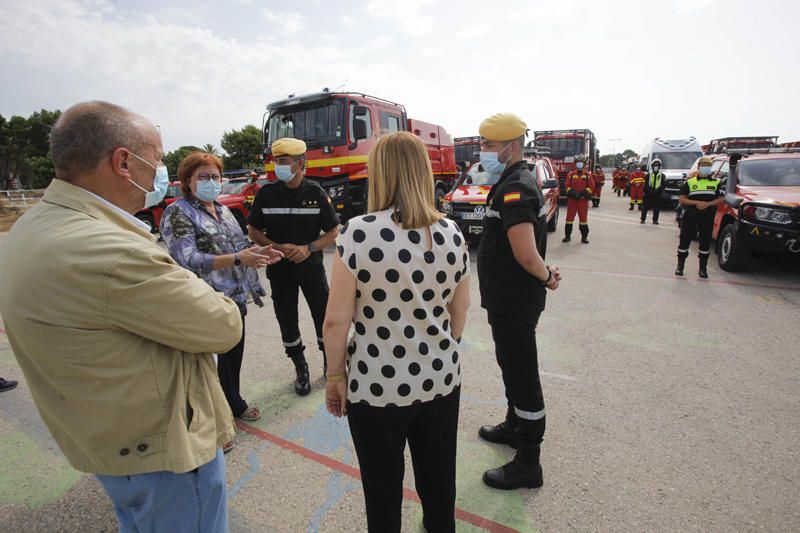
[{"x1": 367, "y1": 131, "x2": 443, "y2": 229}]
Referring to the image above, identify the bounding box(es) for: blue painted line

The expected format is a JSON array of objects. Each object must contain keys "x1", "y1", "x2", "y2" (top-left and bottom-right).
[{"x1": 227, "y1": 441, "x2": 269, "y2": 501}]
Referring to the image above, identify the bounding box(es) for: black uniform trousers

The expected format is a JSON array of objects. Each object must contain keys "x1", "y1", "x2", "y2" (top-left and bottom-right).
[
  {"x1": 678, "y1": 208, "x2": 715, "y2": 256},
  {"x1": 487, "y1": 311, "x2": 546, "y2": 445},
  {"x1": 347, "y1": 387, "x2": 460, "y2": 533},
  {"x1": 217, "y1": 310, "x2": 248, "y2": 417},
  {"x1": 641, "y1": 192, "x2": 661, "y2": 223},
  {"x1": 269, "y1": 262, "x2": 328, "y2": 360}
]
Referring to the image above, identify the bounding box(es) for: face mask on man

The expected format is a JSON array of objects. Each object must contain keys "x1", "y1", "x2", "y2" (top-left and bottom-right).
[
  {"x1": 480, "y1": 143, "x2": 512, "y2": 176},
  {"x1": 576, "y1": 162, "x2": 585, "y2": 170},
  {"x1": 196, "y1": 179, "x2": 222, "y2": 202},
  {"x1": 652, "y1": 165, "x2": 661, "y2": 172},
  {"x1": 698, "y1": 166, "x2": 712, "y2": 178},
  {"x1": 127, "y1": 152, "x2": 169, "y2": 208},
  {"x1": 275, "y1": 161, "x2": 298, "y2": 182}
]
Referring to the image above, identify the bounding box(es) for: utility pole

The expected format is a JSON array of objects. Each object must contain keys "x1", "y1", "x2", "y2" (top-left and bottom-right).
[{"x1": 609, "y1": 138, "x2": 621, "y2": 167}]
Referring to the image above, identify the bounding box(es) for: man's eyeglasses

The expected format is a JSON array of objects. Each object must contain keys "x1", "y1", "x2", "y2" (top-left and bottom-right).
[{"x1": 197, "y1": 173, "x2": 222, "y2": 182}]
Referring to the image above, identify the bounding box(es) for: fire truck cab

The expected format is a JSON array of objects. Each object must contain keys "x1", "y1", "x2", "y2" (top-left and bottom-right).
[
  {"x1": 263, "y1": 90, "x2": 457, "y2": 222},
  {"x1": 532, "y1": 129, "x2": 597, "y2": 200}
]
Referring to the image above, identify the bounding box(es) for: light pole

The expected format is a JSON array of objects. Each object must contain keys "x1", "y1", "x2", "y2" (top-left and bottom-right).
[{"x1": 609, "y1": 138, "x2": 621, "y2": 167}]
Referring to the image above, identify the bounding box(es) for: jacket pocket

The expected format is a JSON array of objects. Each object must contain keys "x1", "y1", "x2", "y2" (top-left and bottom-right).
[{"x1": 134, "y1": 432, "x2": 167, "y2": 457}]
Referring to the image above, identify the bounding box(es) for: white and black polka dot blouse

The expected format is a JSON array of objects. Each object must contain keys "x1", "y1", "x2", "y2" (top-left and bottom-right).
[{"x1": 336, "y1": 209, "x2": 471, "y2": 407}]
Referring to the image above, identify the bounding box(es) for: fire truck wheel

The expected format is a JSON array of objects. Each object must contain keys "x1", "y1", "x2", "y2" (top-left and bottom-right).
[
  {"x1": 717, "y1": 223, "x2": 751, "y2": 272},
  {"x1": 135, "y1": 213, "x2": 156, "y2": 234},
  {"x1": 547, "y1": 203, "x2": 559, "y2": 233}
]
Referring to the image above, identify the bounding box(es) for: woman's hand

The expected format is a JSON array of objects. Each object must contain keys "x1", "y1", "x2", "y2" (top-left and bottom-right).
[
  {"x1": 325, "y1": 379, "x2": 348, "y2": 417},
  {"x1": 238, "y1": 245, "x2": 283, "y2": 268}
]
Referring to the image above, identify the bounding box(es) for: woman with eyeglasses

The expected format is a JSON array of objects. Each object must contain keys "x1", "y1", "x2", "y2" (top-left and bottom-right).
[{"x1": 161, "y1": 152, "x2": 283, "y2": 453}]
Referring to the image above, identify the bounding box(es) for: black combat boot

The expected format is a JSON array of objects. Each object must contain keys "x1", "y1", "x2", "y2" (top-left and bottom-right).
[
  {"x1": 628, "y1": 203, "x2": 634, "y2": 211},
  {"x1": 580, "y1": 225, "x2": 590, "y2": 244},
  {"x1": 479, "y1": 407, "x2": 519, "y2": 449},
  {"x1": 289, "y1": 352, "x2": 311, "y2": 396},
  {"x1": 699, "y1": 254, "x2": 709, "y2": 279},
  {"x1": 483, "y1": 443, "x2": 543, "y2": 490},
  {"x1": 675, "y1": 251, "x2": 688, "y2": 276},
  {"x1": 562, "y1": 224, "x2": 572, "y2": 243}
]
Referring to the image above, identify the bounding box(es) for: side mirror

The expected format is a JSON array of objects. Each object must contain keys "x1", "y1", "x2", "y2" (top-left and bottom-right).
[
  {"x1": 353, "y1": 119, "x2": 368, "y2": 141},
  {"x1": 543, "y1": 179, "x2": 558, "y2": 189},
  {"x1": 353, "y1": 105, "x2": 369, "y2": 117},
  {"x1": 724, "y1": 193, "x2": 743, "y2": 208}
]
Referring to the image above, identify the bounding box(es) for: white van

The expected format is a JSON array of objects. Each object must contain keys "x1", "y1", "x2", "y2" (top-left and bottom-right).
[{"x1": 639, "y1": 137, "x2": 703, "y2": 204}]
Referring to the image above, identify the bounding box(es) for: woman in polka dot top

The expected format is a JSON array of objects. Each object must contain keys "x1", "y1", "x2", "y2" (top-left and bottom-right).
[{"x1": 323, "y1": 132, "x2": 471, "y2": 532}]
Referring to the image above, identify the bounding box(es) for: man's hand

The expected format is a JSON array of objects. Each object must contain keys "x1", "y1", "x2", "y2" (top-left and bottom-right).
[
  {"x1": 282, "y1": 243, "x2": 311, "y2": 263},
  {"x1": 545, "y1": 265, "x2": 560, "y2": 291},
  {"x1": 696, "y1": 202, "x2": 709, "y2": 210}
]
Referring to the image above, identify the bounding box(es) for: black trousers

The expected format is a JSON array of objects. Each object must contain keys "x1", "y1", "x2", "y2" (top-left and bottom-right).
[
  {"x1": 641, "y1": 193, "x2": 661, "y2": 222},
  {"x1": 217, "y1": 311, "x2": 248, "y2": 417},
  {"x1": 347, "y1": 387, "x2": 460, "y2": 533},
  {"x1": 678, "y1": 209, "x2": 715, "y2": 255},
  {"x1": 269, "y1": 263, "x2": 329, "y2": 360},
  {"x1": 487, "y1": 312, "x2": 546, "y2": 445}
]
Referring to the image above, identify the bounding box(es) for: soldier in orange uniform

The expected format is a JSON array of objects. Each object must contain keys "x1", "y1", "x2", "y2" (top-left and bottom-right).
[
  {"x1": 628, "y1": 165, "x2": 646, "y2": 211},
  {"x1": 562, "y1": 155, "x2": 595, "y2": 244},
  {"x1": 591, "y1": 165, "x2": 605, "y2": 208}
]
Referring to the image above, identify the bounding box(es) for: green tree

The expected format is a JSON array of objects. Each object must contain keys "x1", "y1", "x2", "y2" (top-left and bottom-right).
[
  {"x1": 201, "y1": 144, "x2": 220, "y2": 156},
  {"x1": 163, "y1": 146, "x2": 200, "y2": 177},
  {"x1": 0, "y1": 109, "x2": 60, "y2": 189},
  {"x1": 220, "y1": 125, "x2": 261, "y2": 170}
]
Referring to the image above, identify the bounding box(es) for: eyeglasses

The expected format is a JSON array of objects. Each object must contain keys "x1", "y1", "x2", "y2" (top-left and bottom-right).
[{"x1": 197, "y1": 173, "x2": 222, "y2": 182}]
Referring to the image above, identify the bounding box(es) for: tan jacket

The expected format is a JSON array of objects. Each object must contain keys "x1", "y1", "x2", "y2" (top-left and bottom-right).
[{"x1": 0, "y1": 180, "x2": 242, "y2": 475}]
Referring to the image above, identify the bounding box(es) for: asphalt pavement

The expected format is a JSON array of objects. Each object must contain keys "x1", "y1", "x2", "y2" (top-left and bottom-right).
[{"x1": 1, "y1": 189, "x2": 799, "y2": 532}]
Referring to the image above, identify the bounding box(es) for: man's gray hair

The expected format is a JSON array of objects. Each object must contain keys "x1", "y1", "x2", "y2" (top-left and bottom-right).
[{"x1": 50, "y1": 101, "x2": 152, "y2": 180}]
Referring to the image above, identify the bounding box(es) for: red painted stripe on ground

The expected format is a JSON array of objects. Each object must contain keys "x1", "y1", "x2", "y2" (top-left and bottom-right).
[
  {"x1": 236, "y1": 421, "x2": 521, "y2": 533},
  {"x1": 561, "y1": 266, "x2": 800, "y2": 292},
  {"x1": 0, "y1": 327, "x2": 5, "y2": 334}
]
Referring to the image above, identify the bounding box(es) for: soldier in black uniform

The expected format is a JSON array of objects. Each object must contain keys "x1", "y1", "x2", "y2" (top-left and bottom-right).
[
  {"x1": 247, "y1": 138, "x2": 340, "y2": 395},
  {"x1": 476, "y1": 113, "x2": 561, "y2": 490},
  {"x1": 675, "y1": 156, "x2": 722, "y2": 278}
]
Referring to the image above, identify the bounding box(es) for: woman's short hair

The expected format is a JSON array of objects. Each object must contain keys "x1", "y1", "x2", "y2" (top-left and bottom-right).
[
  {"x1": 367, "y1": 132, "x2": 443, "y2": 229},
  {"x1": 177, "y1": 152, "x2": 224, "y2": 197}
]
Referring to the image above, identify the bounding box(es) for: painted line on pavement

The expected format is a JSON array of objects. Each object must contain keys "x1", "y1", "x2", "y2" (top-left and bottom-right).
[
  {"x1": 560, "y1": 266, "x2": 800, "y2": 292},
  {"x1": 540, "y1": 371, "x2": 578, "y2": 381},
  {"x1": 236, "y1": 421, "x2": 522, "y2": 533},
  {"x1": 0, "y1": 327, "x2": 5, "y2": 334},
  {"x1": 589, "y1": 214, "x2": 677, "y2": 230}
]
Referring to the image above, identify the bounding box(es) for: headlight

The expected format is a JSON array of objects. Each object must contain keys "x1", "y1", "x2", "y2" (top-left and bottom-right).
[
  {"x1": 327, "y1": 185, "x2": 345, "y2": 199},
  {"x1": 440, "y1": 201, "x2": 452, "y2": 213},
  {"x1": 755, "y1": 206, "x2": 793, "y2": 225}
]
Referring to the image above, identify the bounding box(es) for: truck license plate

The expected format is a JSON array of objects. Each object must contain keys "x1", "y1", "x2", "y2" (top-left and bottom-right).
[{"x1": 461, "y1": 212, "x2": 483, "y2": 220}]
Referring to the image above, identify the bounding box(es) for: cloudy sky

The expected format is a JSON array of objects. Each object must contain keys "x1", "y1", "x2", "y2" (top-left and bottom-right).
[{"x1": 2, "y1": 0, "x2": 798, "y2": 155}]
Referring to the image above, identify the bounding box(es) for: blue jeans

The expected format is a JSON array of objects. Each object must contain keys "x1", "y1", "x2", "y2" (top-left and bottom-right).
[{"x1": 96, "y1": 449, "x2": 228, "y2": 533}]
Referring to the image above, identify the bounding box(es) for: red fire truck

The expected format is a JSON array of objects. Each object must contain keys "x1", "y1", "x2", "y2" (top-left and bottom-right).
[
  {"x1": 703, "y1": 136, "x2": 778, "y2": 155},
  {"x1": 262, "y1": 90, "x2": 458, "y2": 221},
  {"x1": 454, "y1": 136, "x2": 481, "y2": 170},
  {"x1": 533, "y1": 129, "x2": 597, "y2": 200}
]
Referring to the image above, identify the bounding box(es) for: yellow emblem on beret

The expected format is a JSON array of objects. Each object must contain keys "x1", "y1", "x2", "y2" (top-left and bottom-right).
[
  {"x1": 271, "y1": 137, "x2": 307, "y2": 157},
  {"x1": 479, "y1": 113, "x2": 528, "y2": 142}
]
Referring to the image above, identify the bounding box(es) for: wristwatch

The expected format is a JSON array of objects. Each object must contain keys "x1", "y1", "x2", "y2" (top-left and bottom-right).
[
  {"x1": 308, "y1": 242, "x2": 318, "y2": 253},
  {"x1": 233, "y1": 254, "x2": 241, "y2": 267},
  {"x1": 539, "y1": 268, "x2": 553, "y2": 287}
]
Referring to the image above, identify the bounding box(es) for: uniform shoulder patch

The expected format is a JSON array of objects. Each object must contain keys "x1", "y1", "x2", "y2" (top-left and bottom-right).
[{"x1": 503, "y1": 191, "x2": 522, "y2": 203}]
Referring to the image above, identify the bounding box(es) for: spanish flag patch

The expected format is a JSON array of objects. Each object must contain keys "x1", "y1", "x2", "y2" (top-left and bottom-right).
[{"x1": 504, "y1": 192, "x2": 521, "y2": 203}]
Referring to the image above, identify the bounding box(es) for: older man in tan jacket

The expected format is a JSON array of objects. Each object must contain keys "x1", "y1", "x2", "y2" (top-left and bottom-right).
[{"x1": 0, "y1": 101, "x2": 276, "y2": 532}]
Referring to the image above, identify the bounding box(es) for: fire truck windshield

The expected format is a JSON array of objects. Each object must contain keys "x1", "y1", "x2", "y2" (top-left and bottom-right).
[
  {"x1": 267, "y1": 98, "x2": 346, "y2": 148},
  {"x1": 738, "y1": 159, "x2": 800, "y2": 186},
  {"x1": 534, "y1": 138, "x2": 585, "y2": 157},
  {"x1": 652, "y1": 152, "x2": 703, "y2": 169}
]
